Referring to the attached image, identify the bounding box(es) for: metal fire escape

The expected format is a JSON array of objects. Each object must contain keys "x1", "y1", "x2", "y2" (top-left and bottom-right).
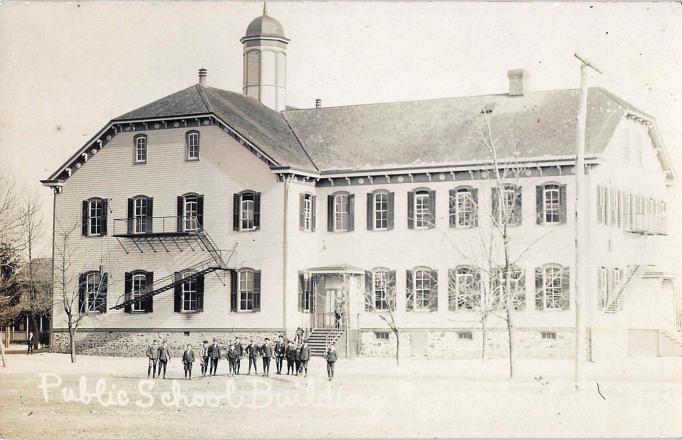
[{"x1": 109, "y1": 216, "x2": 235, "y2": 311}]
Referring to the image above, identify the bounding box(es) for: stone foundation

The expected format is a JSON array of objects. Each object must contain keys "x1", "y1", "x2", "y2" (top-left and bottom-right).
[
  {"x1": 361, "y1": 328, "x2": 574, "y2": 359},
  {"x1": 52, "y1": 329, "x2": 284, "y2": 357}
]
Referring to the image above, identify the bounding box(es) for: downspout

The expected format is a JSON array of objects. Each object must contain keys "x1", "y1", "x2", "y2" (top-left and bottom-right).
[
  {"x1": 282, "y1": 176, "x2": 289, "y2": 332},
  {"x1": 49, "y1": 188, "x2": 57, "y2": 349}
]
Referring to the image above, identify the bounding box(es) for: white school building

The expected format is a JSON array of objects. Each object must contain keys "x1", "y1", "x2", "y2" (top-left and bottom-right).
[{"x1": 42, "y1": 7, "x2": 681, "y2": 359}]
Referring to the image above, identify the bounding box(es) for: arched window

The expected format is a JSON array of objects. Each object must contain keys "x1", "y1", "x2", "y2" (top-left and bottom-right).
[
  {"x1": 493, "y1": 184, "x2": 522, "y2": 226},
  {"x1": 411, "y1": 266, "x2": 435, "y2": 311},
  {"x1": 233, "y1": 268, "x2": 261, "y2": 312},
  {"x1": 334, "y1": 192, "x2": 350, "y2": 232},
  {"x1": 184, "y1": 194, "x2": 199, "y2": 231},
  {"x1": 233, "y1": 191, "x2": 261, "y2": 232},
  {"x1": 373, "y1": 267, "x2": 391, "y2": 310},
  {"x1": 181, "y1": 270, "x2": 198, "y2": 312},
  {"x1": 542, "y1": 184, "x2": 561, "y2": 224},
  {"x1": 129, "y1": 195, "x2": 152, "y2": 234},
  {"x1": 373, "y1": 191, "x2": 389, "y2": 230},
  {"x1": 131, "y1": 271, "x2": 147, "y2": 312},
  {"x1": 449, "y1": 266, "x2": 481, "y2": 311},
  {"x1": 78, "y1": 270, "x2": 108, "y2": 313},
  {"x1": 449, "y1": 186, "x2": 478, "y2": 228},
  {"x1": 134, "y1": 134, "x2": 147, "y2": 164},
  {"x1": 535, "y1": 264, "x2": 570, "y2": 311},
  {"x1": 491, "y1": 265, "x2": 525, "y2": 310},
  {"x1": 185, "y1": 131, "x2": 200, "y2": 160}
]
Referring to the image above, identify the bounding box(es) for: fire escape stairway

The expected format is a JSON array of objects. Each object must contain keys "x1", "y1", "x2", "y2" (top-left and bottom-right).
[
  {"x1": 110, "y1": 225, "x2": 234, "y2": 311},
  {"x1": 605, "y1": 265, "x2": 642, "y2": 313}
]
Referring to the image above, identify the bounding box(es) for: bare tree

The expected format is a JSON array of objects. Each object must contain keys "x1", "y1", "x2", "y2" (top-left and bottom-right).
[
  {"x1": 0, "y1": 173, "x2": 23, "y2": 242},
  {"x1": 363, "y1": 269, "x2": 403, "y2": 365},
  {"x1": 54, "y1": 219, "x2": 107, "y2": 363}
]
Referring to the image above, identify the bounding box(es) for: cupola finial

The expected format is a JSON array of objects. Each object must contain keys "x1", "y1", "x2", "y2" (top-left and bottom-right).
[{"x1": 263, "y1": 2, "x2": 268, "y2": 16}]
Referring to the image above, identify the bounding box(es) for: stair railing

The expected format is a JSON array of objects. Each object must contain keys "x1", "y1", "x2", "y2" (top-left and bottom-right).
[{"x1": 606, "y1": 265, "x2": 641, "y2": 312}]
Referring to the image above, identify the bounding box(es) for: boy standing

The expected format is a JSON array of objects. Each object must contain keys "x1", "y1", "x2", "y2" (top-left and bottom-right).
[
  {"x1": 299, "y1": 339, "x2": 311, "y2": 377},
  {"x1": 208, "y1": 338, "x2": 221, "y2": 376},
  {"x1": 226, "y1": 344, "x2": 238, "y2": 377},
  {"x1": 294, "y1": 343, "x2": 302, "y2": 376},
  {"x1": 246, "y1": 339, "x2": 260, "y2": 375},
  {"x1": 233, "y1": 336, "x2": 243, "y2": 375},
  {"x1": 285, "y1": 340, "x2": 296, "y2": 375},
  {"x1": 326, "y1": 343, "x2": 337, "y2": 381},
  {"x1": 157, "y1": 340, "x2": 171, "y2": 379},
  {"x1": 146, "y1": 339, "x2": 160, "y2": 378},
  {"x1": 182, "y1": 344, "x2": 195, "y2": 380},
  {"x1": 199, "y1": 340, "x2": 209, "y2": 377},
  {"x1": 261, "y1": 338, "x2": 273, "y2": 377},
  {"x1": 274, "y1": 335, "x2": 286, "y2": 374}
]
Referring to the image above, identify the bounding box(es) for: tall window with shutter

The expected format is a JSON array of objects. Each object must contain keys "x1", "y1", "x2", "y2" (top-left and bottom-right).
[
  {"x1": 233, "y1": 191, "x2": 261, "y2": 231},
  {"x1": 174, "y1": 271, "x2": 204, "y2": 313},
  {"x1": 125, "y1": 270, "x2": 153, "y2": 313},
  {"x1": 598, "y1": 266, "x2": 609, "y2": 310},
  {"x1": 127, "y1": 195, "x2": 153, "y2": 234},
  {"x1": 78, "y1": 271, "x2": 107, "y2": 313},
  {"x1": 491, "y1": 265, "x2": 525, "y2": 311},
  {"x1": 534, "y1": 264, "x2": 570, "y2": 311},
  {"x1": 177, "y1": 193, "x2": 203, "y2": 232},
  {"x1": 298, "y1": 271, "x2": 312, "y2": 312},
  {"x1": 82, "y1": 198, "x2": 108, "y2": 237},
  {"x1": 369, "y1": 268, "x2": 395, "y2": 310},
  {"x1": 367, "y1": 190, "x2": 394, "y2": 231},
  {"x1": 492, "y1": 184, "x2": 522, "y2": 226},
  {"x1": 327, "y1": 192, "x2": 354, "y2": 232},
  {"x1": 407, "y1": 267, "x2": 437, "y2": 311},
  {"x1": 449, "y1": 186, "x2": 478, "y2": 228},
  {"x1": 536, "y1": 183, "x2": 567, "y2": 225},
  {"x1": 299, "y1": 193, "x2": 316, "y2": 232},
  {"x1": 233, "y1": 268, "x2": 261, "y2": 312},
  {"x1": 449, "y1": 266, "x2": 481, "y2": 311},
  {"x1": 407, "y1": 189, "x2": 436, "y2": 229},
  {"x1": 597, "y1": 185, "x2": 608, "y2": 225}
]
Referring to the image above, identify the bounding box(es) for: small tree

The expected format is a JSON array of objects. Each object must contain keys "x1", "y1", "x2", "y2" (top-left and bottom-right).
[
  {"x1": 362, "y1": 269, "x2": 403, "y2": 365},
  {"x1": 54, "y1": 220, "x2": 106, "y2": 363}
]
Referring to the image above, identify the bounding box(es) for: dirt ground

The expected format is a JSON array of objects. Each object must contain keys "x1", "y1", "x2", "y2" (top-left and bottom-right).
[{"x1": 1, "y1": 352, "x2": 681, "y2": 438}]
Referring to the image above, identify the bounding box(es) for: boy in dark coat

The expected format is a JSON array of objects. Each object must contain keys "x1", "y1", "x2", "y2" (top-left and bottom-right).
[
  {"x1": 299, "y1": 340, "x2": 311, "y2": 377},
  {"x1": 246, "y1": 339, "x2": 259, "y2": 375},
  {"x1": 199, "y1": 340, "x2": 209, "y2": 377},
  {"x1": 182, "y1": 344, "x2": 195, "y2": 380},
  {"x1": 261, "y1": 338, "x2": 273, "y2": 377},
  {"x1": 326, "y1": 343, "x2": 337, "y2": 381},
  {"x1": 226, "y1": 344, "x2": 238, "y2": 377},
  {"x1": 233, "y1": 337, "x2": 243, "y2": 375},
  {"x1": 294, "y1": 343, "x2": 302, "y2": 376},
  {"x1": 157, "y1": 340, "x2": 171, "y2": 379},
  {"x1": 285, "y1": 341, "x2": 296, "y2": 375},
  {"x1": 146, "y1": 339, "x2": 160, "y2": 379},
  {"x1": 274, "y1": 335, "x2": 286, "y2": 374},
  {"x1": 208, "y1": 338, "x2": 221, "y2": 376}
]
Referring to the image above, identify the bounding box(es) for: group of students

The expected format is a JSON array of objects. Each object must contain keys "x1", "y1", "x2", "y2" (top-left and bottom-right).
[{"x1": 145, "y1": 332, "x2": 338, "y2": 381}]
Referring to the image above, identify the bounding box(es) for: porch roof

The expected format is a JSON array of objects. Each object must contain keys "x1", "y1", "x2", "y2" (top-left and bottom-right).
[{"x1": 304, "y1": 265, "x2": 365, "y2": 275}]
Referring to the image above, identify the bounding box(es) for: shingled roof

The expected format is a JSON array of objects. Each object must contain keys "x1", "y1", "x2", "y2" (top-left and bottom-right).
[
  {"x1": 114, "y1": 85, "x2": 317, "y2": 172},
  {"x1": 281, "y1": 87, "x2": 648, "y2": 173}
]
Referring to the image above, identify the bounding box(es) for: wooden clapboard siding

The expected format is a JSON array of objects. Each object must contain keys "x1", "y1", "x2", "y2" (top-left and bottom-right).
[{"x1": 53, "y1": 125, "x2": 286, "y2": 330}]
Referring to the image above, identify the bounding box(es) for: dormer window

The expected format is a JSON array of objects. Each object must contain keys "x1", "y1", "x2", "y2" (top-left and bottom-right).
[
  {"x1": 134, "y1": 134, "x2": 147, "y2": 164},
  {"x1": 186, "y1": 131, "x2": 200, "y2": 161}
]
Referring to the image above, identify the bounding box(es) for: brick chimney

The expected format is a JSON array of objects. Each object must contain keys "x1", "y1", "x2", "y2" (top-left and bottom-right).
[
  {"x1": 315, "y1": 98, "x2": 322, "y2": 108},
  {"x1": 507, "y1": 69, "x2": 525, "y2": 96},
  {"x1": 198, "y1": 68, "x2": 207, "y2": 86}
]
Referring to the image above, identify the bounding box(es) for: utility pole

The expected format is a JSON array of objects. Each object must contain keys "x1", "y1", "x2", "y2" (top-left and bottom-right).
[{"x1": 574, "y1": 53, "x2": 602, "y2": 388}]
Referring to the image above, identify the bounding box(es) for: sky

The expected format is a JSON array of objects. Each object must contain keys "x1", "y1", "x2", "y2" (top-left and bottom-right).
[{"x1": 1, "y1": 1, "x2": 681, "y2": 257}]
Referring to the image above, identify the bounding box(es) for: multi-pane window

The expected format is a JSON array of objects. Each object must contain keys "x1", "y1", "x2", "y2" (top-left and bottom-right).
[
  {"x1": 415, "y1": 191, "x2": 431, "y2": 228},
  {"x1": 453, "y1": 188, "x2": 475, "y2": 228},
  {"x1": 454, "y1": 267, "x2": 479, "y2": 311},
  {"x1": 623, "y1": 192, "x2": 632, "y2": 230},
  {"x1": 241, "y1": 193, "x2": 255, "y2": 230},
  {"x1": 334, "y1": 193, "x2": 350, "y2": 232},
  {"x1": 373, "y1": 268, "x2": 390, "y2": 310},
  {"x1": 184, "y1": 195, "x2": 199, "y2": 231},
  {"x1": 239, "y1": 269, "x2": 255, "y2": 311},
  {"x1": 494, "y1": 184, "x2": 521, "y2": 225},
  {"x1": 133, "y1": 197, "x2": 149, "y2": 234},
  {"x1": 374, "y1": 192, "x2": 389, "y2": 230},
  {"x1": 131, "y1": 273, "x2": 147, "y2": 312},
  {"x1": 88, "y1": 199, "x2": 104, "y2": 236},
  {"x1": 186, "y1": 131, "x2": 200, "y2": 160},
  {"x1": 182, "y1": 272, "x2": 198, "y2": 312},
  {"x1": 536, "y1": 265, "x2": 569, "y2": 311},
  {"x1": 85, "y1": 272, "x2": 105, "y2": 312},
  {"x1": 543, "y1": 185, "x2": 561, "y2": 224},
  {"x1": 134, "y1": 135, "x2": 147, "y2": 163},
  {"x1": 414, "y1": 268, "x2": 432, "y2": 310},
  {"x1": 599, "y1": 186, "x2": 608, "y2": 225},
  {"x1": 303, "y1": 194, "x2": 313, "y2": 232},
  {"x1": 492, "y1": 266, "x2": 525, "y2": 310}
]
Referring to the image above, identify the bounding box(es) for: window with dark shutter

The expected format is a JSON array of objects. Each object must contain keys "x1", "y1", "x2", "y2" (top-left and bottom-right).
[
  {"x1": 348, "y1": 194, "x2": 355, "y2": 231},
  {"x1": 196, "y1": 273, "x2": 204, "y2": 312},
  {"x1": 387, "y1": 192, "x2": 395, "y2": 230},
  {"x1": 197, "y1": 195, "x2": 204, "y2": 231},
  {"x1": 173, "y1": 272, "x2": 182, "y2": 313},
  {"x1": 366, "y1": 193, "x2": 373, "y2": 231},
  {"x1": 327, "y1": 195, "x2": 334, "y2": 232},
  {"x1": 407, "y1": 191, "x2": 415, "y2": 229},
  {"x1": 143, "y1": 272, "x2": 154, "y2": 313},
  {"x1": 78, "y1": 273, "x2": 86, "y2": 313},
  {"x1": 230, "y1": 270, "x2": 238, "y2": 312},
  {"x1": 298, "y1": 271, "x2": 305, "y2": 311},
  {"x1": 83, "y1": 198, "x2": 106, "y2": 236},
  {"x1": 98, "y1": 273, "x2": 108, "y2": 313},
  {"x1": 330, "y1": 192, "x2": 352, "y2": 232},
  {"x1": 311, "y1": 195, "x2": 316, "y2": 232},
  {"x1": 177, "y1": 196, "x2": 184, "y2": 232},
  {"x1": 124, "y1": 272, "x2": 132, "y2": 314},
  {"x1": 82, "y1": 201, "x2": 88, "y2": 236},
  {"x1": 300, "y1": 193, "x2": 315, "y2": 232},
  {"x1": 253, "y1": 270, "x2": 261, "y2": 312},
  {"x1": 429, "y1": 269, "x2": 438, "y2": 312},
  {"x1": 406, "y1": 269, "x2": 414, "y2": 311},
  {"x1": 299, "y1": 194, "x2": 306, "y2": 231},
  {"x1": 253, "y1": 192, "x2": 261, "y2": 230},
  {"x1": 364, "y1": 270, "x2": 373, "y2": 311}
]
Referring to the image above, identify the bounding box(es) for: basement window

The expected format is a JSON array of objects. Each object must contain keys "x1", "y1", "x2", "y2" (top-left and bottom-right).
[
  {"x1": 541, "y1": 331, "x2": 556, "y2": 340},
  {"x1": 374, "y1": 331, "x2": 389, "y2": 340},
  {"x1": 458, "y1": 331, "x2": 473, "y2": 340}
]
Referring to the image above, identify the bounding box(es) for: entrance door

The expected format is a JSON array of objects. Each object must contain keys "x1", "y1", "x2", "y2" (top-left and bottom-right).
[{"x1": 313, "y1": 288, "x2": 338, "y2": 329}]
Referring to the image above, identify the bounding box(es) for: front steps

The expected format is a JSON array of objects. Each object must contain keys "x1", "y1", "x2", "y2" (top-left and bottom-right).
[{"x1": 308, "y1": 328, "x2": 344, "y2": 356}]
